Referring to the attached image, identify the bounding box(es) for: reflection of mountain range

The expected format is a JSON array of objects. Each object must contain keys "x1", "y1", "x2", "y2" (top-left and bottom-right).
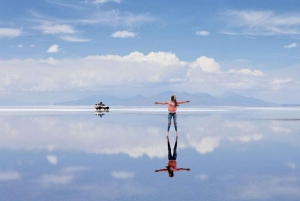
[{"x1": 55, "y1": 90, "x2": 276, "y2": 107}]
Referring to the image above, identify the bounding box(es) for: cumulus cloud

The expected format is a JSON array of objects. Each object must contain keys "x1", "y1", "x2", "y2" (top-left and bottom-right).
[
  {"x1": 111, "y1": 171, "x2": 134, "y2": 179},
  {"x1": 110, "y1": 30, "x2": 136, "y2": 38},
  {"x1": 271, "y1": 78, "x2": 292, "y2": 89},
  {"x1": 17, "y1": 44, "x2": 23, "y2": 48},
  {"x1": 228, "y1": 69, "x2": 264, "y2": 77},
  {"x1": 0, "y1": 28, "x2": 22, "y2": 39},
  {"x1": 189, "y1": 56, "x2": 221, "y2": 72},
  {"x1": 221, "y1": 10, "x2": 300, "y2": 35},
  {"x1": 196, "y1": 30, "x2": 210, "y2": 36},
  {"x1": 30, "y1": 44, "x2": 35, "y2": 48},
  {"x1": 0, "y1": 171, "x2": 21, "y2": 181},
  {"x1": 47, "y1": 155, "x2": 58, "y2": 165},
  {"x1": 0, "y1": 51, "x2": 296, "y2": 97},
  {"x1": 284, "y1": 42, "x2": 297, "y2": 48},
  {"x1": 47, "y1": 44, "x2": 59, "y2": 53}
]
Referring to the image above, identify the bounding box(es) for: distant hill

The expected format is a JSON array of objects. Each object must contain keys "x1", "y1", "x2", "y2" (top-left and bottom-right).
[{"x1": 55, "y1": 90, "x2": 276, "y2": 107}]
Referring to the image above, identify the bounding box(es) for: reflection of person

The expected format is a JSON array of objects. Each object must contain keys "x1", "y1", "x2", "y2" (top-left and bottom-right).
[
  {"x1": 154, "y1": 95, "x2": 190, "y2": 136},
  {"x1": 155, "y1": 136, "x2": 190, "y2": 177}
]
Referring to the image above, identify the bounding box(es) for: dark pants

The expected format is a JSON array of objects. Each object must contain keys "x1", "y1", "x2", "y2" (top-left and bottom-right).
[
  {"x1": 168, "y1": 140, "x2": 177, "y2": 160},
  {"x1": 168, "y1": 113, "x2": 177, "y2": 131}
]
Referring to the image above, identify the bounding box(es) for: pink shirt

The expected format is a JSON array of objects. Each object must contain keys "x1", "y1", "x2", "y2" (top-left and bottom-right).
[{"x1": 162, "y1": 101, "x2": 185, "y2": 113}]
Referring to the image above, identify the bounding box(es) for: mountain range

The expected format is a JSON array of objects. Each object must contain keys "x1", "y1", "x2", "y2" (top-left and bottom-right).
[{"x1": 54, "y1": 90, "x2": 277, "y2": 107}]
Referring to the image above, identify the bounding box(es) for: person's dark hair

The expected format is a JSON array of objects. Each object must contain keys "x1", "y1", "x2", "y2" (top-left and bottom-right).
[
  {"x1": 166, "y1": 166, "x2": 174, "y2": 177},
  {"x1": 169, "y1": 171, "x2": 174, "y2": 177},
  {"x1": 171, "y1": 95, "x2": 178, "y2": 106}
]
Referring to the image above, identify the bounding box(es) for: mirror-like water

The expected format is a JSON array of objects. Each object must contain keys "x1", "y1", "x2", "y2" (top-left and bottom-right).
[{"x1": 1, "y1": 107, "x2": 300, "y2": 201}]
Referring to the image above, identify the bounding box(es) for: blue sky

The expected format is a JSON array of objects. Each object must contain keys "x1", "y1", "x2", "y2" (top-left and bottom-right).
[{"x1": 1, "y1": 0, "x2": 300, "y2": 103}]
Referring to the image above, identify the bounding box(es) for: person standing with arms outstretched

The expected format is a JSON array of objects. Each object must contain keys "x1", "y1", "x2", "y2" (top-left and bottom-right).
[
  {"x1": 154, "y1": 95, "x2": 190, "y2": 137},
  {"x1": 155, "y1": 136, "x2": 190, "y2": 177}
]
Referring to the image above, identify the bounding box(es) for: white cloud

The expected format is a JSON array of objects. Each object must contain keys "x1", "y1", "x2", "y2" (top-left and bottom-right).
[
  {"x1": 228, "y1": 69, "x2": 264, "y2": 77},
  {"x1": 228, "y1": 134, "x2": 263, "y2": 142},
  {"x1": 284, "y1": 42, "x2": 297, "y2": 48},
  {"x1": 0, "y1": 51, "x2": 296, "y2": 96},
  {"x1": 190, "y1": 56, "x2": 221, "y2": 72},
  {"x1": 93, "y1": 0, "x2": 122, "y2": 4},
  {"x1": 30, "y1": 44, "x2": 35, "y2": 48},
  {"x1": 80, "y1": 10, "x2": 156, "y2": 28},
  {"x1": 111, "y1": 171, "x2": 134, "y2": 179},
  {"x1": 271, "y1": 78, "x2": 292, "y2": 89},
  {"x1": 60, "y1": 35, "x2": 91, "y2": 42},
  {"x1": 38, "y1": 174, "x2": 73, "y2": 185},
  {"x1": 196, "y1": 30, "x2": 210, "y2": 36},
  {"x1": 47, "y1": 155, "x2": 58, "y2": 165},
  {"x1": 196, "y1": 174, "x2": 209, "y2": 180},
  {"x1": 285, "y1": 162, "x2": 296, "y2": 169},
  {"x1": 222, "y1": 10, "x2": 300, "y2": 35},
  {"x1": 110, "y1": 30, "x2": 136, "y2": 38},
  {"x1": 61, "y1": 166, "x2": 90, "y2": 173},
  {"x1": 38, "y1": 57, "x2": 60, "y2": 65},
  {"x1": 17, "y1": 44, "x2": 23, "y2": 48},
  {"x1": 0, "y1": 28, "x2": 22, "y2": 39},
  {"x1": 189, "y1": 137, "x2": 220, "y2": 154},
  {"x1": 0, "y1": 171, "x2": 20, "y2": 181},
  {"x1": 34, "y1": 23, "x2": 76, "y2": 35},
  {"x1": 47, "y1": 44, "x2": 59, "y2": 53},
  {"x1": 236, "y1": 176, "x2": 300, "y2": 200}
]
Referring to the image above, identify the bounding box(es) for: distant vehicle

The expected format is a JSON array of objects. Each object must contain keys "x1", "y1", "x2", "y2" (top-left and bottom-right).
[{"x1": 95, "y1": 102, "x2": 109, "y2": 111}]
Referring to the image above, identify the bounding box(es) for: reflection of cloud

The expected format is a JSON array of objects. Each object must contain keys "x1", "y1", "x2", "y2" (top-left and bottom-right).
[
  {"x1": 46, "y1": 155, "x2": 58, "y2": 165},
  {"x1": 235, "y1": 176, "x2": 300, "y2": 200},
  {"x1": 82, "y1": 182, "x2": 152, "y2": 200},
  {"x1": 228, "y1": 134, "x2": 263, "y2": 142},
  {"x1": 272, "y1": 122, "x2": 291, "y2": 134},
  {"x1": 195, "y1": 174, "x2": 209, "y2": 180},
  {"x1": 284, "y1": 42, "x2": 297, "y2": 48},
  {"x1": 38, "y1": 174, "x2": 74, "y2": 185},
  {"x1": 1, "y1": 109, "x2": 300, "y2": 157},
  {"x1": 61, "y1": 166, "x2": 90, "y2": 173},
  {"x1": 0, "y1": 171, "x2": 20, "y2": 181},
  {"x1": 196, "y1": 31, "x2": 210, "y2": 36},
  {"x1": 189, "y1": 137, "x2": 220, "y2": 154},
  {"x1": 111, "y1": 171, "x2": 134, "y2": 179},
  {"x1": 285, "y1": 162, "x2": 296, "y2": 169}
]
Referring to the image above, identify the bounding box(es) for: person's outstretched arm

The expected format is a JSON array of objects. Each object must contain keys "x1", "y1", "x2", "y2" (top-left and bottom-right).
[
  {"x1": 154, "y1": 101, "x2": 168, "y2": 105},
  {"x1": 177, "y1": 100, "x2": 190, "y2": 104},
  {"x1": 154, "y1": 168, "x2": 168, "y2": 172},
  {"x1": 176, "y1": 168, "x2": 190, "y2": 171}
]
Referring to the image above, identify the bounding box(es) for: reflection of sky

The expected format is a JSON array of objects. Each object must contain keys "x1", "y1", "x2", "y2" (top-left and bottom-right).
[{"x1": 1, "y1": 107, "x2": 300, "y2": 200}]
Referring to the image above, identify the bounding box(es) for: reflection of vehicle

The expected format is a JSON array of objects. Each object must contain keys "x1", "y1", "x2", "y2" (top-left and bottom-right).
[
  {"x1": 95, "y1": 102, "x2": 109, "y2": 111},
  {"x1": 95, "y1": 110, "x2": 109, "y2": 118}
]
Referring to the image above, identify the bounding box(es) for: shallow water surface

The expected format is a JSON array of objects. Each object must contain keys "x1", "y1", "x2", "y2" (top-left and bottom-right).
[{"x1": 0, "y1": 107, "x2": 300, "y2": 201}]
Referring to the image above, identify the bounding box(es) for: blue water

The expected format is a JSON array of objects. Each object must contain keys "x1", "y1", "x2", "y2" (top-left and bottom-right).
[{"x1": 0, "y1": 107, "x2": 300, "y2": 201}]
